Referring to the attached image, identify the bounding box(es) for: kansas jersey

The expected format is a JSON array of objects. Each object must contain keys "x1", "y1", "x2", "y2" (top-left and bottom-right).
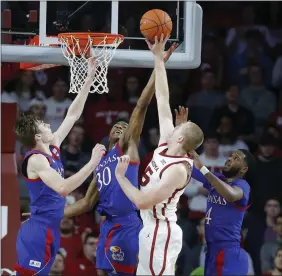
[
  {"x1": 192, "y1": 167, "x2": 250, "y2": 243},
  {"x1": 95, "y1": 143, "x2": 139, "y2": 217},
  {"x1": 140, "y1": 143, "x2": 193, "y2": 222},
  {"x1": 21, "y1": 145, "x2": 65, "y2": 226}
]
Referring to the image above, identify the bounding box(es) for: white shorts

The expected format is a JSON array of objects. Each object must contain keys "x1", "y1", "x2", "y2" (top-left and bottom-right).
[{"x1": 137, "y1": 219, "x2": 182, "y2": 276}]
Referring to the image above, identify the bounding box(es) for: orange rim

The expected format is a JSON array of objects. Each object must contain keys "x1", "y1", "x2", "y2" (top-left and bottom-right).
[{"x1": 58, "y1": 32, "x2": 124, "y2": 46}]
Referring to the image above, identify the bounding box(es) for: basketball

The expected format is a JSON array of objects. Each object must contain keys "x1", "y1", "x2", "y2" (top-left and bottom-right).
[{"x1": 140, "y1": 9, "x2": 172, "y2": 41}]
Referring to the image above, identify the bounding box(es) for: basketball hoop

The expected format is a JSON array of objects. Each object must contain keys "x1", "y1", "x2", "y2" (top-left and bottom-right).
[{"x1": 58, "y1": 32, "x2": 124, "y2": 94}]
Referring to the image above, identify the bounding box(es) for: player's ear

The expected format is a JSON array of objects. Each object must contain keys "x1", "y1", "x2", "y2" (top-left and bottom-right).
[
  {"x1": 34, "y1": 134, "x2": 42, "y2": 141},
  {"x1": 177, "y1": 135, "x2": 184, "y2": 144},
  {"x1": 241, "y1": 166, "x2": 248, "y2": 175}
]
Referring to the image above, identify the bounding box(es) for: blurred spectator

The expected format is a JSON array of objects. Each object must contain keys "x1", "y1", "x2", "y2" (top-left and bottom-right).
[
  {"x1": 216, "y1": 115, "x2": 248, "y2": 157},
  {"x1": 49, "y1": 251, "x2": 65, "y2": 276},
  {"x1": 240, "y1": 64, "x2": 276, "y2": 131},
  {"x1": 261, "y1": 214, "x2": 282, "y2": 274},
  {"x1": 61, "y1": 123, "x2": 90, "y2": 179},
  {"x1": 245, "y1": 199, "x2": 281, "y2": 275},
  {"x1": 64, "y1": 233, "x2": 98, "y2": 276},
  {"x1": 187, "y1": 69, "x2": 224, "y2": 132},
  {"x1": 228, "y1": 30, "x2": 273, "y2": 88},
  {"x1": 200, "y1": 34, "x2": 225, "y2": 88},
  {"x1": 263, "y1": 125, "x2": 282, "y2": 158},
  {"x1": 251, "y1": 133, "x2": 282, "y2": 215},
  {"x1": 226, "y1": 5, "x2": 276, "y2": 54},
  {"x1": 187, "y1": 69, "x2": 224, "y2": 109},
  {"x1": 28, "y1": 98, "x2": 47, "y2": 121},
  {"x1": 45, "y1": 78, "x2": 72, "y2": 131},
  {"x1": 84, "y1": 80, "x2": 134, "y2": 144},
  {"x1": 184, "y1": 133, "x2": 224, "y2": 213},
  {"x1": 272, "y1": 56, "x2": 282, "y2": 106},
  {"x1": 60, "y1": 217, "x2": 83, "y2": 260},
  {"x1": 209, "y1": 85, "x2": 255, "y2": 143},
  {"x1": 123, "y1": 76, "x2": 141, "y2": 104},
  {"x1": 1, "y1": 71, "x2": 45, "y2": 112},
  {"x1": 272, "y1": 248, "x2": 282, "y2": 276}
]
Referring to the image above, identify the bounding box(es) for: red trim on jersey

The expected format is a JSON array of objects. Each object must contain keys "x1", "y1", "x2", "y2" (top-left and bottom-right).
[
  {"x1": 111, "y1": 262, "x2": 136, "y2": 274},
  {"x1": 153, "y1": 206, "x2": 157, "y2": 219},
  {"x1": 159, "y1": 161, "x2": 192, "y2": 182},
  {"x1": 159, "y1": 220, "x2": 171, "y2": 276},
  {"x1": 159, "y1": 148, "x2": 191, "y2": 159},
  {"x1": 232, "y1": 200, "x2": 252, "y2": 211},
  {"x1": 44, "y1": 227, "x2": 53, "y2": 265},
  {"x1": 216, "y1": 250, "x2": 225, "y2": 276},
  {"x1": 14, "y1": 264, "x2": 37, "y2": 276},
  {"x1": 116, "y1": 142, "x2": 139, "y2": 166},
  {"x1": 158, "y1": 143, "x2": 167, "y2": 148},
  {"x1": 50, "y1": 145, "x2": 60, "y2": 160},
  {"x1": 149, "y1": 219, "x2": 159, "y2": 276}
]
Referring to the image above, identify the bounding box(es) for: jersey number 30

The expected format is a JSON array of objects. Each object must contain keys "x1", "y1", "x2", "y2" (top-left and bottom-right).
[{"x1": 96, "y1": 167, "x2": 112, "y2": 191}]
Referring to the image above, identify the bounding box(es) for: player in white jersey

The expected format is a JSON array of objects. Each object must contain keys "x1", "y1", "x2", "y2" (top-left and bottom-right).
[{"x1": 115, "y1": 35, "x2": 204, "y2": 275}]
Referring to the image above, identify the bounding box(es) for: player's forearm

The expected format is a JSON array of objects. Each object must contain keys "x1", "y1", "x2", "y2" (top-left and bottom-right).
[
  {"x1": 61, "y1": 161, "x2": 95, "y2": 196},
  {"x1": 66, "y1": 77, "x2": 92, "y2": 120},
  {"x1": 116, "y1": 175, "x2": 149, "y2": 209},
  {"x1": 204, "y1": 172, "x2": 240, "y2": 202},
  {"x1": 64, "y1": 198, "x2": 90, "y2": 217},
  {"x1": 154, "y1": 56, "x2": 170, "y2": 102},
  {"x1": 137, "y1": 70, "x2": 155, "y2": 107}
]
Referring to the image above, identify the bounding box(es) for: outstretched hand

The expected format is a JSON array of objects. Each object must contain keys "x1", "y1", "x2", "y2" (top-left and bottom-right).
[
  {"x1": 164, "y1": 42, "x2": 178, "y2": 62},
  {"x1": 91, "y1": 144, "x2": 106, "y2": 167},
  {"x1": 115, "y1": 155, "x2": 130, "y2": 178},
  {"x1": 146, "y1": 34, "x2": 170, "y2": 58},
  {"x1": 189, "y1": 150, "x2": 203, "y2": 170},
  {"x1": 175, "y1": 106, "x2": 189, "y2": 126}
]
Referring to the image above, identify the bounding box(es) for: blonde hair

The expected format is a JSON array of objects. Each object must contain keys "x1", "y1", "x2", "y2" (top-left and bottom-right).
[{"x1": 181, "y1": 122, "x2": 204, "y2": 152}]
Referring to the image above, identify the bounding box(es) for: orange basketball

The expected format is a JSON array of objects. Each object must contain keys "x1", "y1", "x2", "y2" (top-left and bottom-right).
[{"x1": 140, "y1": 9, "x2": 172, "y2": 41}]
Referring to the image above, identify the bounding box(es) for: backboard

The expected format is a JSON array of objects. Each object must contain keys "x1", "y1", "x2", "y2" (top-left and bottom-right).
[{"x1": 2, "y1": 1, "x2": 203, "y2": 69}]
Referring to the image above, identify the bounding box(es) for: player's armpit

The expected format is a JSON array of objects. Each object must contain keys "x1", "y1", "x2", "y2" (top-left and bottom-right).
[
  {"x1": 64, "y1": 177, "x2": 99, "y2": 217},
  {"x1": 137, "y1": 164, "x2": 187, "y2": 209},
  {"x1": 205, "y1": 173, "x2": 244, "y2": 202}
]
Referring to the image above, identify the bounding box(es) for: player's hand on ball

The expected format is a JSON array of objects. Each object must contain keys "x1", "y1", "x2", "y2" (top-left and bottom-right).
[
  {"x1": 189, "y1": 150, "x2": 203, "y2": 170},
  {"x1": 91, "y1": 144, "x2": 106, "y2": 166},
  {"x1": 115, "y1": 155, "x2": 130, "y2": 178},
  {"x1": 87, "y1": 56, "x2": 97, "y2": 78},
  {"x1": 175, "y1": 106, "x2": 189, "y2": 126},
  {"x1": 146, "y1": 33, "x2": 170, "y2": 57}
]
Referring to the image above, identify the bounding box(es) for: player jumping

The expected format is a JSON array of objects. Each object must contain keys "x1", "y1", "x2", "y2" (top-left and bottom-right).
[
  {"x1": 190, "y1": 149, "x2": 254, "y2": 276},
  {"x1": 14, "y1": 57, "x2": 106, "y2": 275},
  {"x1": 114, "y1": 35, "x2": 204, "y2": 275},
  {"x1": 63, "y1": 42, "x2": 177, "y2": 275}
]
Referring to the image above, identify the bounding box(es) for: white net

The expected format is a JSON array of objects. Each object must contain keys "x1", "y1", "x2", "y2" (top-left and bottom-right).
[{"x1": 59, "y1": 34, "x2": 124, "y2": 94}]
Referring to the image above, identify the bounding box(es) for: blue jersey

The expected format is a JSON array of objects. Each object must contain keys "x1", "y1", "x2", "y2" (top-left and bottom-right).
[
  {"x1": 21, "y1": 145, "x2": 65, "y2": 227},
  {"x1": 95, "y1": 143, "x2": 139, "y2": 217},
  {"x1": 192, "y1": 167, "x2": 250, "y2": 244}
]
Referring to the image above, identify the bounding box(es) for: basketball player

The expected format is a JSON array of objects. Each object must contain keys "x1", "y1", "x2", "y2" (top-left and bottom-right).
[
  {"x1": 114, "y1": 35, "x2": 204, "y2": 276},
  {"x1": 190, "y1": 149, "x2": 254, "y2": 276},
  {"x1": 14, "y1": 57, "x2": 106, "y2": 275},
  {"x1": 63, "y1": 42, "x2": 178, "y2": 276}
]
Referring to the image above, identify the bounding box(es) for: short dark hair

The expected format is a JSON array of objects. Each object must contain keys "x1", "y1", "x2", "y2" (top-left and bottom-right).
[
  {"x1": 15, "y1": 114, "x2": 40, "y2": 148},
  {"x1": 114, "y1": 117, "x2": 129, "y2": 125},
  {"x1": 239, "y1": 149, "x2": 255, "y2": 169},
  {"x1": 275, "y1": 247, "x2": 282, "y2": 256},
  {"x1": 84, "y1": 233, "x2": 99, "y2": 244}
]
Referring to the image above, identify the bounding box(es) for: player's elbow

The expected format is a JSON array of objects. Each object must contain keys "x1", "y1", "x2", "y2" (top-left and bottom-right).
[
  {"x1": 58, "y1": 183, "x2": 69, "y2": 197},
  {"x1": 225, "y1": 193, "x2": 239, "y2": 202},
  {"x1": 135, "y1": 199, "x2": 151, "y2": 210}
]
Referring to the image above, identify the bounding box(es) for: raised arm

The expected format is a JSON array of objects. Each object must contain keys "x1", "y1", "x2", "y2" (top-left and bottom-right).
[
  {"x1": 120, "y1": 43, "x2": 178, "y2": 151},
  {"x1": 147, "y1": 35, "x2": 175, "y2": 144},
  {"x1": 190, "y1": 151, "x2": 243, "y2": 202},
  {"x1": 115, "y1": 155, "x2": 188, "y2": 209},
  {"x1": 29, "y1": 144, "x2": 105, "y2": 197},
  {"x1": 64, "y1": 176, "x2": 99, "y2": 217},
  {"x1": 52, "y1": 57, "x2": 97, "y2": 147}
]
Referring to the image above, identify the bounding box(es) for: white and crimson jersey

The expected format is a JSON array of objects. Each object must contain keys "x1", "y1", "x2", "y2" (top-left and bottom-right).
[
  {"x1": 140, "y1": 143, "x2": 193, "y2": 222},
  {"x1": 137, "y1": 143, "x2": 193, "y2": 276}
]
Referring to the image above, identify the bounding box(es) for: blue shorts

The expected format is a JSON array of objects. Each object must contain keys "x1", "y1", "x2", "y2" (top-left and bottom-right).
[
  {"x1": 14, "y1": 218, "x2": 60, "y2": 276},
  {"x1": 205, "y1": 242, "x2": 248, "y2": 276},
  {"x1": 96, "y1": 212, "x2": 142, "y2": 276}
]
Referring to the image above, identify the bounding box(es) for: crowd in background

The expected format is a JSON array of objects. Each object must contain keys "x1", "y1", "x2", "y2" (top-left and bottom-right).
[{"x1": 2, "y1": 1, "x2": 282, "y2": 275}]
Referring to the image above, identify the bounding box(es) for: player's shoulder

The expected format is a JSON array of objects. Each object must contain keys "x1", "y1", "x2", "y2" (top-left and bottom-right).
[
  {"x1": 28, "y1": 154, "x2": 50, "y2": 169},
  {"x1": 232, "y1": 178, "x2": 250, "y2": 191}
]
